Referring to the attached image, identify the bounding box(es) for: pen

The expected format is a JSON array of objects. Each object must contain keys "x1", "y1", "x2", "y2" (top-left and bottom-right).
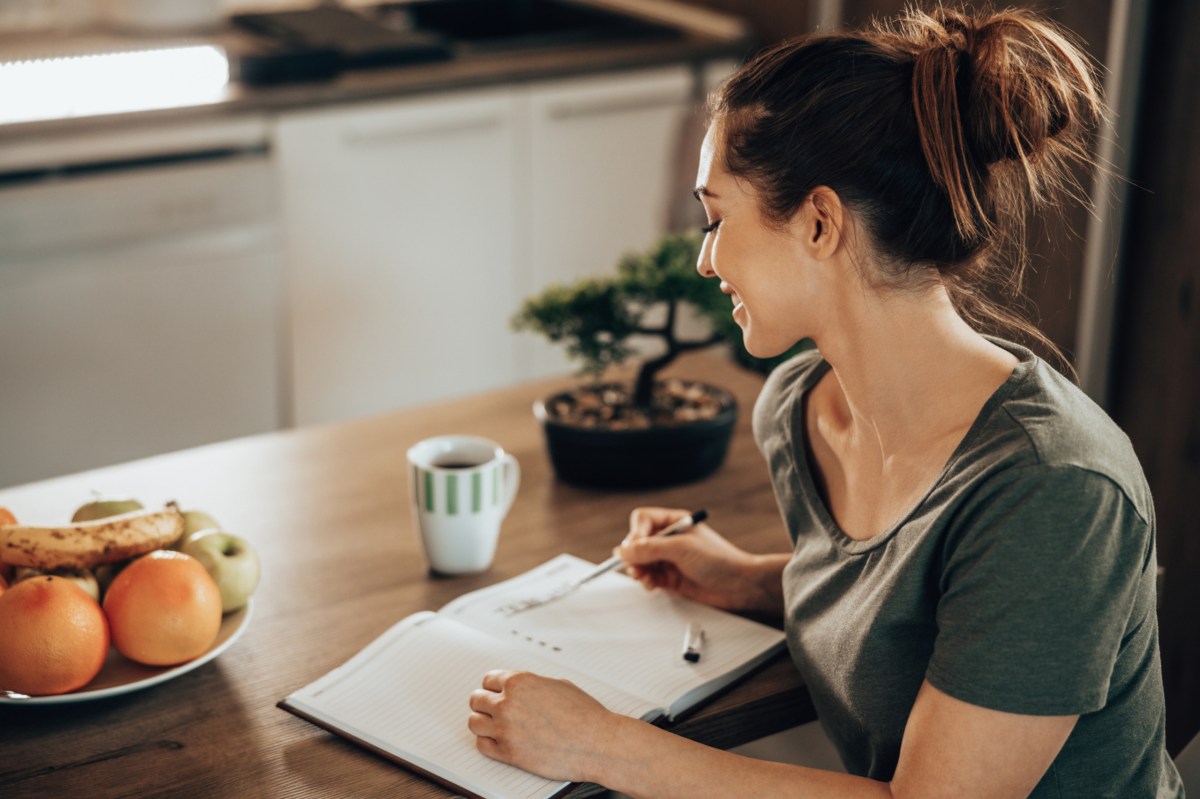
[
  {"x1": 577, "y1": 508, "x2": 708, "y2": 587},
  {"x1": 500, "y1": 509, "x2": 708, "y2": 615},
  {"x1": 682, "y1": 623, "x2": 705, "y2": 663}
]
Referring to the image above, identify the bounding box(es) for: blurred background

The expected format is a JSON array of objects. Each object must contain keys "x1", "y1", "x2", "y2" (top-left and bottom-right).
[{"x1": 0, "y1": 0, "x2": 1195, "y2": 757}]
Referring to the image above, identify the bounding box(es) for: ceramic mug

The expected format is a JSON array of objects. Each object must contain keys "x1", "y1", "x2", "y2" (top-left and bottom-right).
[{"x1": 406, "y1": 435, "x2": 520, "y2": 575}]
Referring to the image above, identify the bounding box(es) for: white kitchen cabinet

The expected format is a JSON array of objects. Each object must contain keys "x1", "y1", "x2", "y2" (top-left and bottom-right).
[
  {"x1": 0, "y1": 143, "x2": 283, "y2": 489},
  {"x1": 275, "y1": 87, "x2": 522, "y2": 426},
  {"x1": 278, "y1": 64, "x2": 714, "y2": 425},
  {"x1": 522, "y1": 65, "x2": 698, "y2": 377}
]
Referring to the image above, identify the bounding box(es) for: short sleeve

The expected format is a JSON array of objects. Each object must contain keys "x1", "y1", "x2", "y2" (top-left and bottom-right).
[
  {"x1": 927, "y1": 464, "x2": 1152, "y2": 716},
  {"x1": 753, "y1": 349, "x2": 822, "y2": 454}
]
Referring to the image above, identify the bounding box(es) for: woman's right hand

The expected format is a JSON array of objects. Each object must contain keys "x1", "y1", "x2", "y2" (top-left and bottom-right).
[{"x1": 617, "y1": 507, "x2": 786, "y2": 614}]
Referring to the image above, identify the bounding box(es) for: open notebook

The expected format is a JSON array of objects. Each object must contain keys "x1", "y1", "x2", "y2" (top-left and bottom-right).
[{"x1": 279, "y1": 554, "x2": 787, "y2": 799}]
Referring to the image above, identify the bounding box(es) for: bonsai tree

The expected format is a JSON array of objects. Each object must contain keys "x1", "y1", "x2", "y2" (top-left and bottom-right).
[
  {"x1": 513, "y1": 233, "x2": 716, "y2": 409},
  {"x1": 512, "y1": 232, "x2": 808, "y2": 418}
]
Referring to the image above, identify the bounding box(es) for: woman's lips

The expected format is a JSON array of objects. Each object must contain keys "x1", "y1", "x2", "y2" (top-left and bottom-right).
[{"x1": 719, "y1": 280, "x2": 744, "y2": 318}]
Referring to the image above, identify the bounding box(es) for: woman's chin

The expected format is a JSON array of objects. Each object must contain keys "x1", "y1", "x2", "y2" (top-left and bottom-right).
[
  {"x1": 743, "y1": 337, "x2": 788, "y2": 360},
  {"x1": 742, "y1": 327, "x2": 803, "y2": 360}
]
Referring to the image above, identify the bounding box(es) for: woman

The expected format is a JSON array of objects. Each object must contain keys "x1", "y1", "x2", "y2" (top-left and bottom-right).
[{"x1": 467, "y1": 7, "x2": 1184, "y2": 797}]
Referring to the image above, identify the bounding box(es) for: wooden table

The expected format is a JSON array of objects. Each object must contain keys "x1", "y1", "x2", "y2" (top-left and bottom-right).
[{"x1": 0, "y1": 352, "x2": 812, "y2": 798}]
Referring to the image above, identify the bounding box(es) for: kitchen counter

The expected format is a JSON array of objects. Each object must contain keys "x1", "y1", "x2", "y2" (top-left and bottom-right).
[{"x1": 0, "y1": 0, "x2": 753, "y2": 143}]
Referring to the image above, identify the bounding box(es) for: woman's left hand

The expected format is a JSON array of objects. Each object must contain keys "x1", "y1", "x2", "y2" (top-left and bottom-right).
[{"x1": 468, "y1": 669, "x2": 621, "y2": 782}]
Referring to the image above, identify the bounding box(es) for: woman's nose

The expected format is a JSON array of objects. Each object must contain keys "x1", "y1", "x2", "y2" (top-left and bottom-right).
[{"x1": 696, "y1": 237, "x2": 716, "y2": 278}]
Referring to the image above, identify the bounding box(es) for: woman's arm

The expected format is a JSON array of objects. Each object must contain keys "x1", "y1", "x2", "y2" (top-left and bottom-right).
[{"x1": 468, "y1": 674, "x2": 1077, "y2": 799}]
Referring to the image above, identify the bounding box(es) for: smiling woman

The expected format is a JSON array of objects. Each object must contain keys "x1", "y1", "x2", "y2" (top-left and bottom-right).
[{"x1": 466, "y1": 6, "x2": 1184, "y2": 798}]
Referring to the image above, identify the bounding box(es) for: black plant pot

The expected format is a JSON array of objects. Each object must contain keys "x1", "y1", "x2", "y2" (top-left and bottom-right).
[{"x1": 534, "y1": 383, "x2": 738, "y2": 490}]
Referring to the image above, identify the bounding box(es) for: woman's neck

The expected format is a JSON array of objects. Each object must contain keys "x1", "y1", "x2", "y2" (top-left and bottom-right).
[{"x1": 810, "y1": 282, "x2": 1019, "y2": 465}]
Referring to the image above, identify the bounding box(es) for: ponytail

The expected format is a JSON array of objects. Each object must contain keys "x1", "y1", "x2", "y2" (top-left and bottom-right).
[{"x1": 909, "y1": 7, "x2": 1102, "y2": 244}]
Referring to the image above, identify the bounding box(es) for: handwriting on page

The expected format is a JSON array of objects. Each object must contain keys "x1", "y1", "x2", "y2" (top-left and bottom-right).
[{"x1": 443, "y1": 555, "x2": 778, "y2": 706}]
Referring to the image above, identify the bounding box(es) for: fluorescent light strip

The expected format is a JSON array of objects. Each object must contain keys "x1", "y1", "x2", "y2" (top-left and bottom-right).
[{"x1": 0, "y1": 45, "x2": 229, "y2": 125}]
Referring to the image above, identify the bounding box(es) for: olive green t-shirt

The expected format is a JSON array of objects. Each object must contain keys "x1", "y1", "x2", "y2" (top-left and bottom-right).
[{"x1": 754, "y1": 339, "x2": 1183, "y2": 797}]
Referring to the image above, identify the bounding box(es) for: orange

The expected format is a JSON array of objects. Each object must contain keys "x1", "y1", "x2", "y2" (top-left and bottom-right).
[
  {"x1": 103, "y1": 550, "x2": 222, "y2": 667},
  {"x1": 0, "y1": 575, "x2": 109, "y2": 696}
]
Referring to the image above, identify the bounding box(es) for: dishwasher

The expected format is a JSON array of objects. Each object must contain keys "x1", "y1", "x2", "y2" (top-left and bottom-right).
[{"x1": 0, "y1": 118, "x2": 286, "y2": 489}]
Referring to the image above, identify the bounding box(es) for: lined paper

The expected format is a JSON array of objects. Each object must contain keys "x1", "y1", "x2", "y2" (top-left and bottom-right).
[
  {"x1": 441, "y1": 555, "x2": 787, "y2": 717},
  {"x1": 284, "y1": 611, "x2": 657, "y2": 799}
]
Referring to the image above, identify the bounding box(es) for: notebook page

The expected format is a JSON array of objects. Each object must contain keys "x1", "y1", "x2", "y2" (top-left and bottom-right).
[
  {"x1": 441, "y1": 555, "x2": 786, "y2": 716},
  {"x1": 283, "y1": 611, "x2": 657, "y2": 799}
]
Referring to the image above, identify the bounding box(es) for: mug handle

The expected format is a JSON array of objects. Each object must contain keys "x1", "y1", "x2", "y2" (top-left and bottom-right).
[{"x1": 499, "y1": 453, "x2": 521, "y2": 516}]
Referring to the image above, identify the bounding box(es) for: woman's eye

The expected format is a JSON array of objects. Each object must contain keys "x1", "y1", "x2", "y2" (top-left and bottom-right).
[{"x1": 700, "y1": 220, "x2": 722, "y2": 235}]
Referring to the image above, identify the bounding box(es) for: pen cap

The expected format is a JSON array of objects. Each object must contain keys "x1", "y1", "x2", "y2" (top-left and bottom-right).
[{"x1": 683, "y1": 622, "x2": 705, "y2": 662}]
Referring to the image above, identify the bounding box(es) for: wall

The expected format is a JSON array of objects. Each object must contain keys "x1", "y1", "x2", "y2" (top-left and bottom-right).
[{"x1": 1111, "y1": 0, "x2": 1200, "y2": 756}]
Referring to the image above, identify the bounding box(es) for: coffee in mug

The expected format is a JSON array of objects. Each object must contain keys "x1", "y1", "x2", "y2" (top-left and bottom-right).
[{"x1": 406, "y1": 435, "x2": 520, "y2": 576}]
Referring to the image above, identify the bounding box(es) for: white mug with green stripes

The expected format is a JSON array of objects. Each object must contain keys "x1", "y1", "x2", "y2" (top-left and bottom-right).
[{"x1": 406, "y1": 435, "x2": 520, "y2": 575}]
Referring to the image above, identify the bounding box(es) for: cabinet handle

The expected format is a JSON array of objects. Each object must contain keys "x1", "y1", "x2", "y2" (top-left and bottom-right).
[
  {"x1": 546, "y1": 92, "x2": 688, "y2": 121},
  {"x1": 343, "y1": 113, "x2": 506, "y2": 147}
]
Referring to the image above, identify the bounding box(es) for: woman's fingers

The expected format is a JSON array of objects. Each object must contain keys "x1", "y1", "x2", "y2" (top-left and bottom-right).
[
  {"x1": 469, "y1": 688, "x2": 499, "y2": 714},
  {"x1": 468, "y1": 710, "x2": 496, "y2": 736},
  {"x1": 474, "y1": 734, "x2": 501, "y2": 758},
  {"x1": 627, "y1": 506, "x2": 690, "y2": 542},
  {"x1": 481, "y1": 669, "x2": 514, "y2": 692}
]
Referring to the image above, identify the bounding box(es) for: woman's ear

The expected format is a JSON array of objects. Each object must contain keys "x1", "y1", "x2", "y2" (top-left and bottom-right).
[{"x1": 800, "y1": 186, "x2": 843, "y2": 260}]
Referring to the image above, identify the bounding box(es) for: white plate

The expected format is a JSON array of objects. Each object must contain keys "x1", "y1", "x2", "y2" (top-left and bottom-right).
[{"x1": 0, "y1": 599, "x2": 253, "y2": 705}]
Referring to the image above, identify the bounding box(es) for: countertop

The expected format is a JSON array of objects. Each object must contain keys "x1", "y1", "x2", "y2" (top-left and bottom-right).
[{"x1": 0, "y1": 0, "x2": 754, "y2": 143}]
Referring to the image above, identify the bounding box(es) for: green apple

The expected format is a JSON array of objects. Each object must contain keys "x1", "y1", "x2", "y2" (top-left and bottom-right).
[
  {"x1": 182, "y1": 530, "x2": 260, "y2": 612},
  {"x1": 71, "y1": 497, "x2": 144, "y2": 523},
  {"x1": 171, "y1": 510, "x2": 223, "y2": 551},
  {"x1": 182, "y1": 510, "x2": 221, "y2": 536}
]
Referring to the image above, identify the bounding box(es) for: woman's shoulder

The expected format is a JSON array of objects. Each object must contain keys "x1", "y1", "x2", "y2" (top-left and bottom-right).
[
  {"x1": 752, "y1": 346, "x2": 827, "y2": 448},
  {"x1": 962, "y1": 346, "x2": 1153, "y2": 528}
]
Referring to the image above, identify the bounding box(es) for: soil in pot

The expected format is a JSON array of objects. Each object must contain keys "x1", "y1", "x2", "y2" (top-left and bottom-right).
[{"x1": 536, "y1": 379, "x2": 737, "y2": 489}]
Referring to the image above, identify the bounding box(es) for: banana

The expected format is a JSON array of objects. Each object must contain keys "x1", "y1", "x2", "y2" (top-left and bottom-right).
[{"x1": 0, "y1": 505, "x2": 185, "y2": 570}]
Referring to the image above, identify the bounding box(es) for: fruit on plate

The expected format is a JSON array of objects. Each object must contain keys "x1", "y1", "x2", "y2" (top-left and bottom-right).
[
  {"x1": 103, "y1": 550, "x2": 222, "y2": 666},
  {"x1": 0, "y1": 506, "x2": 17, "y2": 583},
  {"x1": 93, "y1": 561, "x2": 127, "y2": 597},
  {"x1": 12, "y1": 567, "x2": 100, "y2": 602},
  {"x1": 55, "y1": 569, "x2": 101, "y2": 603},
  {"x1": 182, "y1": 510, "x2": 221, "y2": 537},
  {"x1": 70, "y1": 497, "x2": 144, "y2": 523},
  {"x1": 182, "y1": 530, "x2": 260, "y2": 613},
  {"x1": 0, "y1": 505, "x2": 185, "y2": 571},
  {"x1": 0, "y1": 575, "x2": 110, "y2": 696}
]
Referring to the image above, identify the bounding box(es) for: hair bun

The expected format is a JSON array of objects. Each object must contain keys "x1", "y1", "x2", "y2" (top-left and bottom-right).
[{"x1": 906, "y1": 7, "x2": 1101, "y2": 241}]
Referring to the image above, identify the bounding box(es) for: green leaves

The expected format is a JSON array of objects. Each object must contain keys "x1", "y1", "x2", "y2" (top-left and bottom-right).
[
  {"x1": 615, "y1": 231, "x2": 706, "y2": 305},
  {"x1": 512, "y1": 233, "x2": 715, "y2": 377},
  {"x1": 512, "y1": 230, "x2": 811, "y2": 379},
  {"x1": 511, "y1": 279, "x2": 639, "y2": 377}
]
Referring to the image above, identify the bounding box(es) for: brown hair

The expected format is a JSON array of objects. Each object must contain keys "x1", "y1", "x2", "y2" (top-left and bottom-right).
[{"x1": 710, "y1": 4, "x2": 1103, "y2": 373}]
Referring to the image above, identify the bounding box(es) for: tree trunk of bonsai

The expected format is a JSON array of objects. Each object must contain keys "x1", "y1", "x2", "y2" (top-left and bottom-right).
[{"x1": 632, "y1": 301, "x2": 725, "y2": 407}]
